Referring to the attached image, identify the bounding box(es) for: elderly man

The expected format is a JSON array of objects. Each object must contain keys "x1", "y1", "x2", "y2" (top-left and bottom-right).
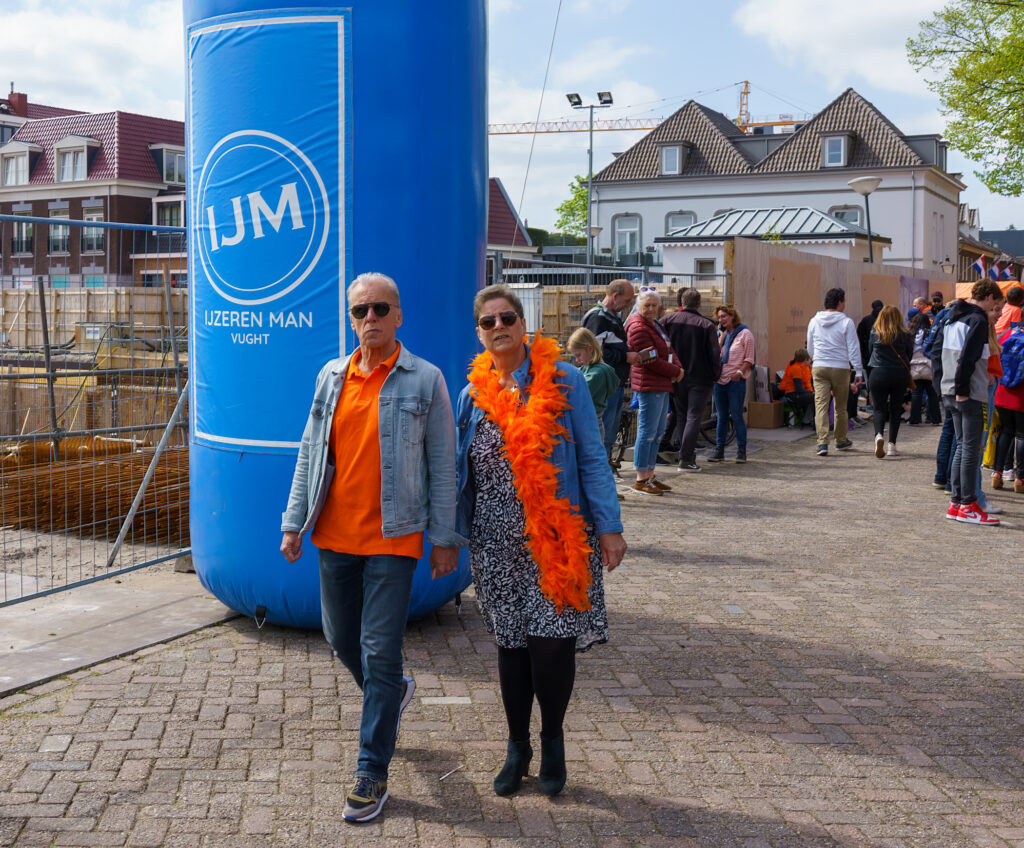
[
  {"x1": 582, "y1": 279, "x2": 646, "y2": 458},
  {"x1": 281, "y1": 272, "x2": 463, "y2": 822}
]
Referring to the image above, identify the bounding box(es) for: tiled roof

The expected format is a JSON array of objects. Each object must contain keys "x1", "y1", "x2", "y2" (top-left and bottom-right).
[
  {"x1": 0, "y1": 97, "x2": 82, "y2": 120},
  {"x1": 487, "y1": 177, "x2": 531, "y2": 246},
  {"x1": 981, "y1": 230, "x2": 1024, "y2": 260},
  {"x1": 9, "y1": 111, "x2": 184, "y2": 184},
  {"x1": 753, "y1": 89, "x2": 923, "y2": 173},
  {"x1": 595, "y1": 88, "x2": 929, "y2": 182},
  {"x1": 594, "y1": 101, "x2": 751, "y2": 181},
  {"x1": 655, "y1": 207, "x2": 887, "y2": 242}
]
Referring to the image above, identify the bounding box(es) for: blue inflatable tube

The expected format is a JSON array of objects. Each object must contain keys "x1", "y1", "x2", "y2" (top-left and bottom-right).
[{"x1": 183, "y1": 1, "x2": 485, "y2": 627}]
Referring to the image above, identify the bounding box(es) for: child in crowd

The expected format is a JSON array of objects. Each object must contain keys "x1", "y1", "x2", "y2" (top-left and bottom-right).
[
  {"x1": 567, "y1": 327, "x2": 620, "y2": 443},
  {"x1": 780, "y1": 349, "x2": 814, "y2": 426}
]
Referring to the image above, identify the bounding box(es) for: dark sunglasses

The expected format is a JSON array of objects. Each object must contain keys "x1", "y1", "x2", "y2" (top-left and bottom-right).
[
  {"x1": 349, "y1": 301, "x2": 394, "y2": 319},
  {"x1": 478, "y1": 310, "x2": 518, "y2": 331}
]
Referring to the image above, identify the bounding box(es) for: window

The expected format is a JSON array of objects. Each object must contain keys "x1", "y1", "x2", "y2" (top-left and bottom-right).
[
  {"x1": 713, "y1": 208, "x2": 733, "y2": 217},
  {"x1": 829, "y1": 206, "x2": 862, "y2": 226},
  {"x1": 660, "y1": 146, "x2": 680, "y2": 175},
  {"x1": 164, "y1": 151, "x2": 186, "y2": 184},
  {"x1": 695, "y1": 259, "x2": 716, "y2": 279},
  {"x1": 59, "y1": 149, "x2": 86, "y2": 181},
  {"x1": 666, "y1": 212, "x2": 696, "y2": 235},
  {"x1": 82, "y1": 209, "x2": 104, "y2": 253},
  {"x1": 156, "y1": 201, "x2": 182, "y2": 227},
  {"x1": 823, "y1": 136, "x2": 846, "y2": 167},
  {"x1": 613, "y1": 215, "x2": 640, "y2": 262},
  {"x1": 0, "y1": 124, "x2": 15, "y2": 144},
  {"x1": 2, "y1": 153, "x2": 27, "y2": 185},
  {"x1": 140, "y1": 271, "x2": 163, "y2": 287},
  {"x1": 11, "y1": 213, "x2": 32, "y2": 254},
  {"x1": 49, "y1": 211, "x2": 70, "y2": 254}
]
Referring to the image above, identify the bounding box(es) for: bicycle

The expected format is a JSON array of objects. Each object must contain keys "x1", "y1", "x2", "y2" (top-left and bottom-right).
[{"x1": 696, "y1": 392, "x2": 736, "y2": 448}]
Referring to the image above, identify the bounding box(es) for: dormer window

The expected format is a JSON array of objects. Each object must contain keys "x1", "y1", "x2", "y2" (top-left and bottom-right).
[
  {"x1": 821, "y1": 133, "x2": 852, "y2": 168},
  {"x1": 150, "y1": 144, "x2": 186, "y2": 185},
  {"x1": 53, "y1": 134, "x2": 100, "y2": 182},
  {"x1": 59, "y1": 150, "x2": 86, "y2": 181},
  {"x1": 658, "y1": 142, "x2": 692, "y2": 176},
  {"x1": 661, "y1": 146, "x2": 680, "y2": 175},
  {"x1": 2, "y1": 152, "x2": 27, "y2": 185}
]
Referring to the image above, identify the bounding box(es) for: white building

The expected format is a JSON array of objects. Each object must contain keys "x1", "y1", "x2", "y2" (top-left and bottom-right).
[{"x1": 590, "y1": 88, "x2": 962, "y2": 277}]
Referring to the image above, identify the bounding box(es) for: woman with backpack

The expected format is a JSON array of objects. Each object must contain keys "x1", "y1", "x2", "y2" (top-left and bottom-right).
[
  {"x1": 992, "y1": 323, "x2": 1024, "y2": 492},
  {"x1": 908, "y1": 311, "x2": 940, "y2": 425}
]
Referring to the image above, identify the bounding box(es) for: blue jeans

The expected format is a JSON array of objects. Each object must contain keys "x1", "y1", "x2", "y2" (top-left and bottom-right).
[
  {"x1": 634, "y1": 391, "x2": 670, "y2": 472},
  {"x1": 319, "y1": 550, "x2": 416, "y2": 781},
  {"x1": 714, "y1": 379, "x2": 748, "y2": 449},
  {"x1": 601, "y1": 384, "x2": 625, "y2": 459},
  {"x1": 945, "y1": 396, "x2": 984, "y2": 505}
]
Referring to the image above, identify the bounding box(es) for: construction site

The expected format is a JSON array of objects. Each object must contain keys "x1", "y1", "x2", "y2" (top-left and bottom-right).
[{"x1": 0, "y1": 270, "x2": 188, "y2": 605}]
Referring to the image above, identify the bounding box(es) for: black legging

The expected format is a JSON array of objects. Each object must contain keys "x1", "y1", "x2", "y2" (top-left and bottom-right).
[
  {"x1": 497, "y1": 636, "x2": 576, "y2": 742},
  {"x1": 994, "y1": 406, "x2": 1024, "y2": 475},
  {"x1": 869, "y1": 366, "x2": 908, "y2": 442}
]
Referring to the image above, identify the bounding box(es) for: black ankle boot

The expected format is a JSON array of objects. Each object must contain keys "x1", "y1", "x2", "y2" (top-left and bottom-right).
[
  {"x1": 537, "y1": 734, "x2": 566, "y2": 796},
  {"x1": 493, "y1": 738, "x2": 532, "y2": 796}
]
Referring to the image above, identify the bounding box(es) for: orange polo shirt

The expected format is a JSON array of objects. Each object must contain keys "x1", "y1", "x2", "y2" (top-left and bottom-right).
[{"x1": 311, "y1": 344, "x2": 423, "y2": 559}]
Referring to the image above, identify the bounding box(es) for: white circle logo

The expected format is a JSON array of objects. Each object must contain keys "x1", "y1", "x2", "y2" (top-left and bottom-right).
[{"x1": 194, "y1": 130, "x2": 330, "y2": 306}]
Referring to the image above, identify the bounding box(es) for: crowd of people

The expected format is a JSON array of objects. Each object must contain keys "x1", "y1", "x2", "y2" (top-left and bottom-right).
[{"x1": 275, "y1": 271, "x2": 1020, "y2": 824}]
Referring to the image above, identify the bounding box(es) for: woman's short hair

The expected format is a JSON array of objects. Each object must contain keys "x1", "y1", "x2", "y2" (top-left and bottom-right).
[
  {"x1": 873, "y1": 305, "x2": 904, "y2": 344},
  {"x1": 347, "y1": 272, "x2": 400, "y2": 305},
  {"x1": 473, "y1": 284, "x2": 525, "y2": 323},
  {"x1": 636, "y1": 289, "x2": 661, "y2": 308},
  {"x1": 716, "y1": 304, "x2": 741, "y2": 325},
  {"x1": 567, "y1": 327, "x2": 603, "y2": 364}
]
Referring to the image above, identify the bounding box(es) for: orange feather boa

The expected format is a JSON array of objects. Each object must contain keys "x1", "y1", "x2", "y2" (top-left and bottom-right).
[{"x1": 468, "y1": 333, "x2": 593, "y2": 613}]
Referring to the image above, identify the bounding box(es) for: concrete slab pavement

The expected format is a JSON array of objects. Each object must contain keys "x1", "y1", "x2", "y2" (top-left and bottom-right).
[{"x1": 2, "y1": 422, "x2": 1023, "y2": 847}]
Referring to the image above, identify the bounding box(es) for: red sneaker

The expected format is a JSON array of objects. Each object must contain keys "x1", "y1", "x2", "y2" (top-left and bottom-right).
[
  {"x1": 945, "y1": 501, "x2": 960, "y2": 519},
  {"x1": 955, "y1": 501, "x2": 1000, "y2": 526}
]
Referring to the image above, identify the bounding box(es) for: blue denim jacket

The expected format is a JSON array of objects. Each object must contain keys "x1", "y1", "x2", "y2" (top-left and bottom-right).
[
  {"x1": 455, "y1": 346, "x2": 623, "y2": 540},
  {"x1": 282, "y1": 343, "x2": 467, "y2": 548}
]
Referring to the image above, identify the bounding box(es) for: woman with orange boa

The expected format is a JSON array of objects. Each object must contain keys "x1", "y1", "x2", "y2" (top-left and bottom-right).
[{"x1": 455, "y1": 284, "x2": 626, "y2": 798}]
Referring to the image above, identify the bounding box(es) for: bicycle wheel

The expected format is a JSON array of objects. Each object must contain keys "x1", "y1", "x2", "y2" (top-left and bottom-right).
[
  {"x1": 613, "y1": 406, "x2": 637, "y2": 468},
  {"x1": 698, "y1": 397, "x2": 736, "y2": 447}
]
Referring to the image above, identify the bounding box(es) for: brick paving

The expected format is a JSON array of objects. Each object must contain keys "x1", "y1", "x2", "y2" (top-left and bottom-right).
[{"x1": 2, "y1": 424, "x2": 1024, "y2": 847}]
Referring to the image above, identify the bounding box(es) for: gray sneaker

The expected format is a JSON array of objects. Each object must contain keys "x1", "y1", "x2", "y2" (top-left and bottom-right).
[
  {"x1": 396, "y1": 675, "x2": 416, "y2": 741},
  {"x1": 677, "y1": 460, "x2": 700, "y2": 472},
  {"x1": 343, "y1": 776, "x2": 389, "y2": 822}
]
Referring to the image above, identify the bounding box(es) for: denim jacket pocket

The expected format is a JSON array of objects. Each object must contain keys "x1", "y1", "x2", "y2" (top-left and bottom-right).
[{"x1": 400, "y1": 398, "x2": 429, "y2": 444}]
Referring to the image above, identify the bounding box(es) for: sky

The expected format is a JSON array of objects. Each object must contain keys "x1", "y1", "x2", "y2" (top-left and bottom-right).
[{"x1": 5, "y1": 0, "x2": 1022, "y2": 233}]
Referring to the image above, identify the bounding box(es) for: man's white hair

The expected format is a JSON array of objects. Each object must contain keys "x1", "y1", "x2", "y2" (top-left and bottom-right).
[{"x1": 347, "y1": 272, "x2": 401, "y2": 306}]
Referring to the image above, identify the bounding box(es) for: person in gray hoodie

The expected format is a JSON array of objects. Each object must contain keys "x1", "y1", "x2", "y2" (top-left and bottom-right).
[
  {"x1": 806, "y1": 288, "x2": 864, "y2": 456},
  {"x1": 932, "y1": 279, "x2": 1004, "y2": 525}
]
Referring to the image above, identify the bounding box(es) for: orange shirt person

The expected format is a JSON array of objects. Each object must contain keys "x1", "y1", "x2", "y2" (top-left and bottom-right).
[{"x1": 280, "y1": 272, "x2": 464, "y2": 823}]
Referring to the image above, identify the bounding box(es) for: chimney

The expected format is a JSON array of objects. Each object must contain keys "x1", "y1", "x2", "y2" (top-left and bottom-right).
[{"x1": 7, "y1": 90, "x2": 28, "y2": 117}]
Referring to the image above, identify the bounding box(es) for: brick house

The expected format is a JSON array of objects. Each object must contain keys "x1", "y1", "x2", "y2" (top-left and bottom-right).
[{"x1": 0, "y1": 92, "x2": 186, "y2": 287}]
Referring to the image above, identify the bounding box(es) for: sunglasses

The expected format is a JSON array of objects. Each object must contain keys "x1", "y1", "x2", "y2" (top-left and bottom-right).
[
  {"x1": 478, "y1": 310, "x2": 519, "y2": 331},
  {"x1": 639, "y1": 286, "x2": 657, "y2": 293},
  {"x1": 349, "y1": 301, "x2": 395, "y2": 319}
]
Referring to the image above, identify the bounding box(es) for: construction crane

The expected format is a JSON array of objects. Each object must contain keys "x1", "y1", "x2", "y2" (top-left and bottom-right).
[{"x1": 487, "y1": 81, "x2": 807, "y2": 136}]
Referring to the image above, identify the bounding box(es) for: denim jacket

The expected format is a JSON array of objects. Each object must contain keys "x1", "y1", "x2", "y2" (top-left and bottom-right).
[
  {"x1": 455, "y1": 346, "x2": 623, "y2": 540},
  {"x1": 281, "y1": 343, "x2": 467, "y2": 548}
]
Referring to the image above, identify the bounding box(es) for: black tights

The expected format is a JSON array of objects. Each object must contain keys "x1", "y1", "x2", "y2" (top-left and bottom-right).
[
  {"x1": 497, "y1": 635, "x2": 576, "y2": 742},
  {"x1": 994, "y1": 406, "x2": 1024, "y2": 475}
]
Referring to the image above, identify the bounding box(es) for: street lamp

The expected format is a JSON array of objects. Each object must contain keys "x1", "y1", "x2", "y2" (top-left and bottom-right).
[
  {"x1": 941, "y1": 257, "x2": 955, "y2": 276},
  {"x1": 567, "y1": 91, "x2": 613, "y2": 288},
  {"x1": 848, "y1": 176, "x2": 882, "y2": 264}
]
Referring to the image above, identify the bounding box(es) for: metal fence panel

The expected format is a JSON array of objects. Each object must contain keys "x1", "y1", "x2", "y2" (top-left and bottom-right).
[{"x1": 0, "y1": 217, "x2": 189, "y2": 607}]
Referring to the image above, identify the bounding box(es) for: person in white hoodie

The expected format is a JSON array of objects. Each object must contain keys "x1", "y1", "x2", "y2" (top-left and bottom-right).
[{"x1": 806, "y1": 288, "x2": 865, "y2": 456}]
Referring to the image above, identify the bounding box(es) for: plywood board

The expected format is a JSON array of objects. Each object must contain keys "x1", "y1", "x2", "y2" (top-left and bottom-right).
[
  {"x1": 766, "y1": 257, "x2": 821, "y2": 375},
  {"x1": 860, "y1": 273, "x2": 899, "y2": 314}
]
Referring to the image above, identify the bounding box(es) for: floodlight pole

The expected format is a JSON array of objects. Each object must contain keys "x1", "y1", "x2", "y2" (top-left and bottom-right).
[{"x1": 569, "y1": 92, "x2": 612, "y2": 293}]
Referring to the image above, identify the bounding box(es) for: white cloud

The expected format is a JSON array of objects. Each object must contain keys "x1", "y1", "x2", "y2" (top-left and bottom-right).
[
  {"x1": 6, "y1": 0, "x2": 184, "y2": 119},
  {"x1": 553, "y1": 38, "x2": 652, "y2": 89},
  {"x1": 733, "y1": 0, "x2": 934, "y2": 97}
]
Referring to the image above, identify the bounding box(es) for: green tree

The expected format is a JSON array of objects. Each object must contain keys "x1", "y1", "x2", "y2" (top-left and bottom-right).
[
  {"x1": 553, "y1": 174, "x2": 589, "y2": 236},
  {"x1": 907, "y1": 0, "x2": 1024, "y2": 195}
]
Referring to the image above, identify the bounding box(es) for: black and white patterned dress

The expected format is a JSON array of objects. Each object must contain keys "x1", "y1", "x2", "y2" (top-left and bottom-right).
[{"x1": 468, "y1": 416, "x2": 609, "y2": 651}]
